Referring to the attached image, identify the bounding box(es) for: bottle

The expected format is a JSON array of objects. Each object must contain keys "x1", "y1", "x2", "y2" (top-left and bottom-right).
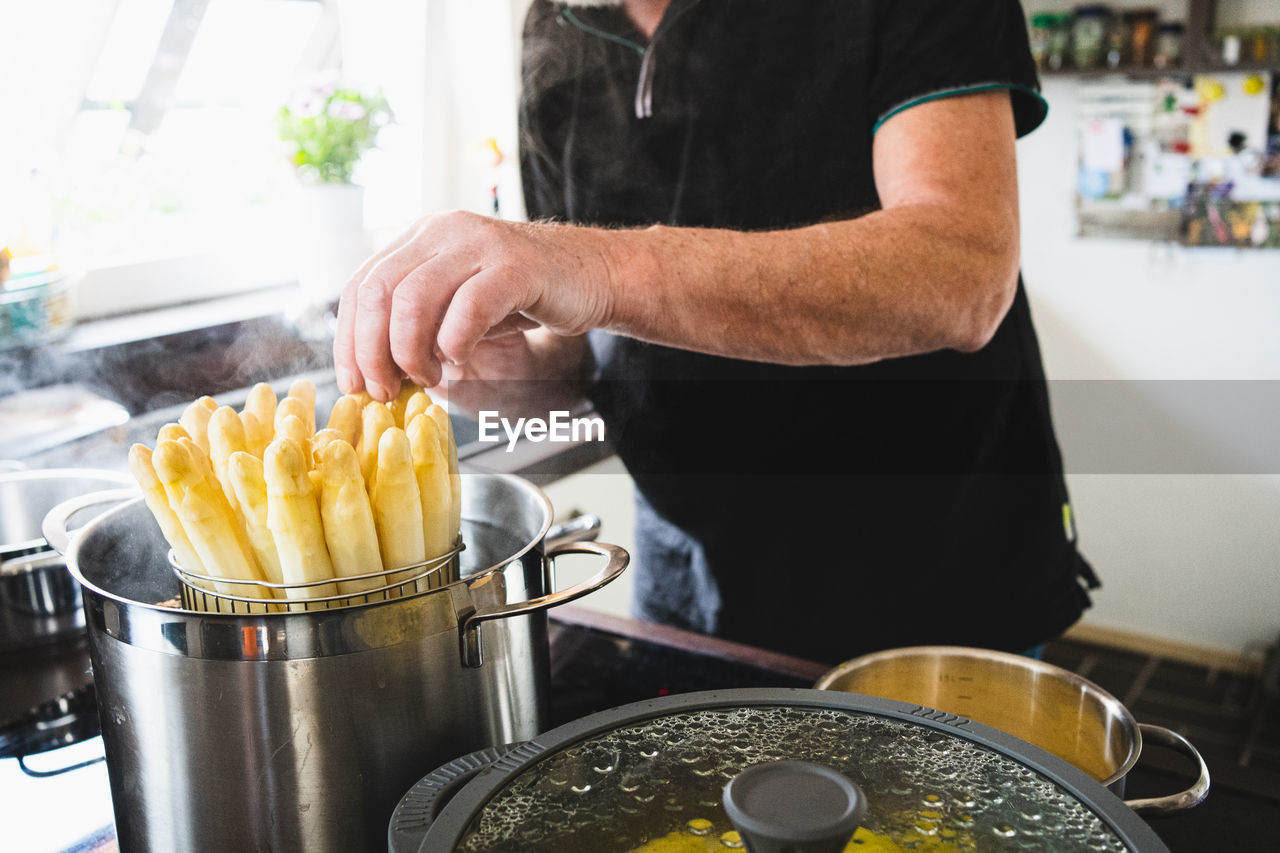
[{"x1": 1072, "y1": 6, "x2": 1111, "y2": 69}]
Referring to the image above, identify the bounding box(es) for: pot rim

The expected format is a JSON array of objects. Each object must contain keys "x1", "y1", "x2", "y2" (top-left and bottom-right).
[
  {"x1": 0, "y1": 467, "x2": 133, "y2": 556},
  {"x1": 815, "y1": 644, "x2": 1142, "y2": 788},
  {"x1": 61, "y1": 471, "x2": 554, "y2": 620}
]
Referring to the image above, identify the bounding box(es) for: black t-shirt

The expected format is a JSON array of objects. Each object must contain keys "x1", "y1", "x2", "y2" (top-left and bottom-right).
[{"x1": 519, "y1": 0, "x2": 1097, "y2": 663}]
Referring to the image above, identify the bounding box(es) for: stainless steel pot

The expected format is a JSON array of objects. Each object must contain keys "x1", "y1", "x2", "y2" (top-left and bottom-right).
[
  {"x1": 42, "y1": 472, "x2": 628, "y2": 853},
  {"x1": 0, "y1": 468, "x2": 133, "y2": 642},
  {"x1": 815, "y1": 645, "x2": 1210, "y2": 816}
]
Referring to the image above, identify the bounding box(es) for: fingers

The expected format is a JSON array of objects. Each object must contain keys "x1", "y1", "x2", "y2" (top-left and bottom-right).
[
  {"x1": 386, "y1": 257, "x2": 478, "y2": 389},
  {"x1": 350, "y1": 241, "x2": 452, "y2": 401},
  {"x1": 350, "y1": 265, "x2": 402, "y2": 402},
  {"x1": 336, "y1": 212, "x2": 549, "y2": 399},
  {"x1": 334, "y1": 283, "x2": 363, "y2": 394},
  {"x1": 436, "y1": 269, "x2": 530, "y2": 367},
  {"x1": 334, "y1": 224, "x2": 422, "y2": 394},
  {"x1": 482, "y1": 315, "x2": 541, "y2": 339}
]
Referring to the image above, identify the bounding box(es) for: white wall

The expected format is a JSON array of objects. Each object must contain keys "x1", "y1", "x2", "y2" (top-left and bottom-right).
[
  {"x1": 1017, "y1": 75, "x2": 1280, "y2": 659},
  {"x1": 543, "y1": 456, "x2": 637, "y2": 619},
  {"x1": 338, "y1": 0, "x2": 529, "y2": 229}
]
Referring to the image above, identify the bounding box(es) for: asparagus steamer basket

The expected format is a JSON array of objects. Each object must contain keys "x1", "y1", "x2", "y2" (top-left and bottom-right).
[
  {"x1": 42, "y1": 473, "x2": 628, "y2": 853},
  {"x1": 169, "y1": 540, "x2": 466, "y2": 613}
]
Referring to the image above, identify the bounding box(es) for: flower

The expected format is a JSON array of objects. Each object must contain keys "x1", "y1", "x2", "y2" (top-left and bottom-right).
[
  {"x1": 288, "y1": 93, "x2": 325, "y2": 119},
  {"x1": 276, "y1": 84, "x2": 392, "y2": 185},
  {"x1": 327, "y1": 98, "x2": 367, "y2": 121}
]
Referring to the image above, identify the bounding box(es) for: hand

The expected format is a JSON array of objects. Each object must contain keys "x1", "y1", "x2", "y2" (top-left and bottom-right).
[
  {"x1": 333, "y1": 211, "x2": 615, "y2": 401},
  {"x1": 430, "y1": 328, "x2": 593, "y2": 422}
]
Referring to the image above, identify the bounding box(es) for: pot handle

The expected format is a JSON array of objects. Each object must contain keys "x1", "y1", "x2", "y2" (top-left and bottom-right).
[
  {"x1": 544, "y1": 513, "x2": 602, "y2": 549},
  {"x1": 456, "y1": 540, "x2": 629, "y2": 667},
  {"x1": 40, "y1": 488, "x2": 139, "y2": 556},
  {"x1": 1123, "y1": 723, "x2": 1211, "y2": 816}
]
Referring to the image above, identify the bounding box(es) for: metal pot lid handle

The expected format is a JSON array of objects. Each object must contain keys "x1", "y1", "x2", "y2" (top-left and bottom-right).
[
  {"x1": 1124, "y1": 723, "x2": 1211, "y2": 816},
  {"x1": 456, "y1": 540, "x2": 628, "y2": 668},
  {"x1": 40, "y1": 489, "x2": 140, "y2": 556}
]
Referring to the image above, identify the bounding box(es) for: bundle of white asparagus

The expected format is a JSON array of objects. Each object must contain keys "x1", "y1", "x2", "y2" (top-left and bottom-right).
[{"x1": 129, "y1": 379, "x2": 461, "y2": 610}]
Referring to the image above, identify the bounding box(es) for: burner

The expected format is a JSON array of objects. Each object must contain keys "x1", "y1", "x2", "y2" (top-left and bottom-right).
[
  {"x1": 0, "y1": 632, "x2": 99, "y2": 768},
  {"x1": 0, "y1": 684, "x2": 102, "y2": 774}
]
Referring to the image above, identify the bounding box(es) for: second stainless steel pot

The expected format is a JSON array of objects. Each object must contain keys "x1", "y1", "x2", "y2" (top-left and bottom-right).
[
  {"x1": 816, "y1": 645, "x2": 1210, "y2": 817},
  {"x1": 1, "y1": 468, "x2": 133, "y2": 646},
  {"x1": 43, "y1": 472, "x2": 628, "y2": 853}
]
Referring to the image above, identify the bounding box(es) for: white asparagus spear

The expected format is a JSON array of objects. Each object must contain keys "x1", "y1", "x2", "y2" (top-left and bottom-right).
[
  {"x1": 157, "y1": 422, "x2": 191, "y2": 443},
  {"x1": 426, "y1": 403, "x2": 461, "y2": 545},
  {"x1": 275, "y1": 396, "x2": 313, "y2": 436},
  {"x1": 179, "y1": 396, "x2": 218, "y2": 455},
  {"x1": 243, "y1": 382, "x2": 277, "y2": 430},
  {"x1": 387, "y1": 383, "x2": 419, "y2": 429},
  {"x1": 371, "y1": 427, "x2": 426, "y2": 587},
  {"x1": 310, "y1": 428, "x2": 345, "y2": 466},
  {"x1": 403, "y1": 390, "x2": 432, "y2": 431},
  {"x1": 358, "y1": 402, "x2": 395, "y2": 491},
  {"x1": 128, "y1": 443, "x2": 210, "y2": 585},
  {"x1": 152, "y1": 439, "x2": 270, "y2": 609},
  {"x1": 287, "y1": 378, "x2": 317, "y2": 433},
  {"x1": 316, "y1": 440, "x2": 385, "y2": 595},
  {"x1": 407, "y1": 414, "x2": 453, "y2": 587},
  {"x1": 226, "y1": 451, "x2": 286, "y2": 586},
  {"x1": 240, "y1": 411, "x2": 271, "y2": 458},
  {"x1": 207, "y1": 406, "x2": 249, "y2": 514},
  {"x1": 241, "y1": 382, "x2": 277, "y2": 456},
  {"x1": 277, "y1": 413, "x2": 313, "y2": 468},
  {"x1": 325, "y1": 395, "x2": 362, "y2": 449},
  {"x1": 264, "y1": 438, "x2": 338, "y2": 601}
]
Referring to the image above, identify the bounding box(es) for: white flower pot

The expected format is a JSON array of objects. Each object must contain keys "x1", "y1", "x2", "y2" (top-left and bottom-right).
[{"x1": 286, "y1": 182, "x2": 371, "y2": 311}]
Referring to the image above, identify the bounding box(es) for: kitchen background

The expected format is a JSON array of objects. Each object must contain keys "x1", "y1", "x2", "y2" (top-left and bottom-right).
[{"x1": 2, "y1": 0, "x2": 1278, "y2": 669}]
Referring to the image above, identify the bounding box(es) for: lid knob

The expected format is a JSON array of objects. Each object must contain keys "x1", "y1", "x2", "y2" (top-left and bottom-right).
[{"x1": 722, "y1": 760, "x2": 866, "y2": 853}]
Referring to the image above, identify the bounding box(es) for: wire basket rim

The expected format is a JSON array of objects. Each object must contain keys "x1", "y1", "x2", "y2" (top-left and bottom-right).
[{"x1": 168, "y1": 539, "x2": 464, "y2": 608}]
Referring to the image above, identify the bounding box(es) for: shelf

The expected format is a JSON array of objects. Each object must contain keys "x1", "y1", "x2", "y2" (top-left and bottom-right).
[{"x1": 1042, "y1": 62, "x2": 1279, "y2": 79}]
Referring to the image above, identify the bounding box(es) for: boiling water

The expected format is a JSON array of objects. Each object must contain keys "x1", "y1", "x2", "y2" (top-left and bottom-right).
[{"x1": 457, "y1": 706, "x2": 1129, "y2": 852}]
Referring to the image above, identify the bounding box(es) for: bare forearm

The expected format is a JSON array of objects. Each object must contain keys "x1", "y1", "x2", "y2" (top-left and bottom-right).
[
  {"x1": 600, "y1": 206, "x2": 1020, "y2": 366},
  {"x1": 333, "y1": 93, "x2": 1021, "y2": 399}
]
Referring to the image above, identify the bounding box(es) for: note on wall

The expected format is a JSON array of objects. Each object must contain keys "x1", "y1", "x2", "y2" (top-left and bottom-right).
[{"x1": 1081, "y1": 118, "x2": 1125, "y2": 172}]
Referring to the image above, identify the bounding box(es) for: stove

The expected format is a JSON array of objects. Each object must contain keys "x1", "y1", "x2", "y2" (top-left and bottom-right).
[{"x1": 3, "y1": 608, "x2": 1278, "y2": 853}]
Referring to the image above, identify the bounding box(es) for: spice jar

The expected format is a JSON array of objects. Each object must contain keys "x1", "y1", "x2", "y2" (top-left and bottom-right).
[
  {"x1": 1072, "y1": 5, "x2": 1112, "y2": 69},
  {"x1": 1047, "y1": 14, "x2": 1073, "y2": 71},
  {"x1": 1029, "y1": 13, "x2": 1055, "y2": 70},
  {"x1": 1127, "y1": 9, "x2": 1159, "y2": 67},
  {"x1": 1221, "y1": 31, "x2": 1242, "y2": 66},
  {"x1": 1107, "y1": 14, "x2": 1130, "y2": 68},
  {"x1": 1154, "y1": 21, "x2": 1184, "y2": 69}
]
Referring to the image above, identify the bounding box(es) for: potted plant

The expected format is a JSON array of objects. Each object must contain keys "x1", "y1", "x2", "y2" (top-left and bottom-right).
[{"x1": 276, "y1": 83, "x2": 392, "y2": 313}]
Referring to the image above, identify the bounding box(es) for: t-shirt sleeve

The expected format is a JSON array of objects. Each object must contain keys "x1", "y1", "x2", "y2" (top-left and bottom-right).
[{"x1": 868, "y1": 0, "x2": 1047, "y2": 138}]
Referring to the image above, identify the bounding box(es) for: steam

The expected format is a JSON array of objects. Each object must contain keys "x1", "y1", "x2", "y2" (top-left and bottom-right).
[{"x1": 1, "y1": 317, "x2": 333, "y2": 420}]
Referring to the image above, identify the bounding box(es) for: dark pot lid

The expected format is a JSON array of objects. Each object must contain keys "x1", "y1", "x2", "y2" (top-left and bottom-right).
[{"x1": 407, "y1": 689, "x2": 1168, "y2": 852}]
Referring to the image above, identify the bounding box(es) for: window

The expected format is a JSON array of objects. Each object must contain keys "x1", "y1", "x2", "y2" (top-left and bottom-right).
[
  {"x1": 1, "y1": 0, "x2": 528, "y2": 321},
  {"x1": 2, "y1": 0, "x2": 336, "y2": 317}
]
